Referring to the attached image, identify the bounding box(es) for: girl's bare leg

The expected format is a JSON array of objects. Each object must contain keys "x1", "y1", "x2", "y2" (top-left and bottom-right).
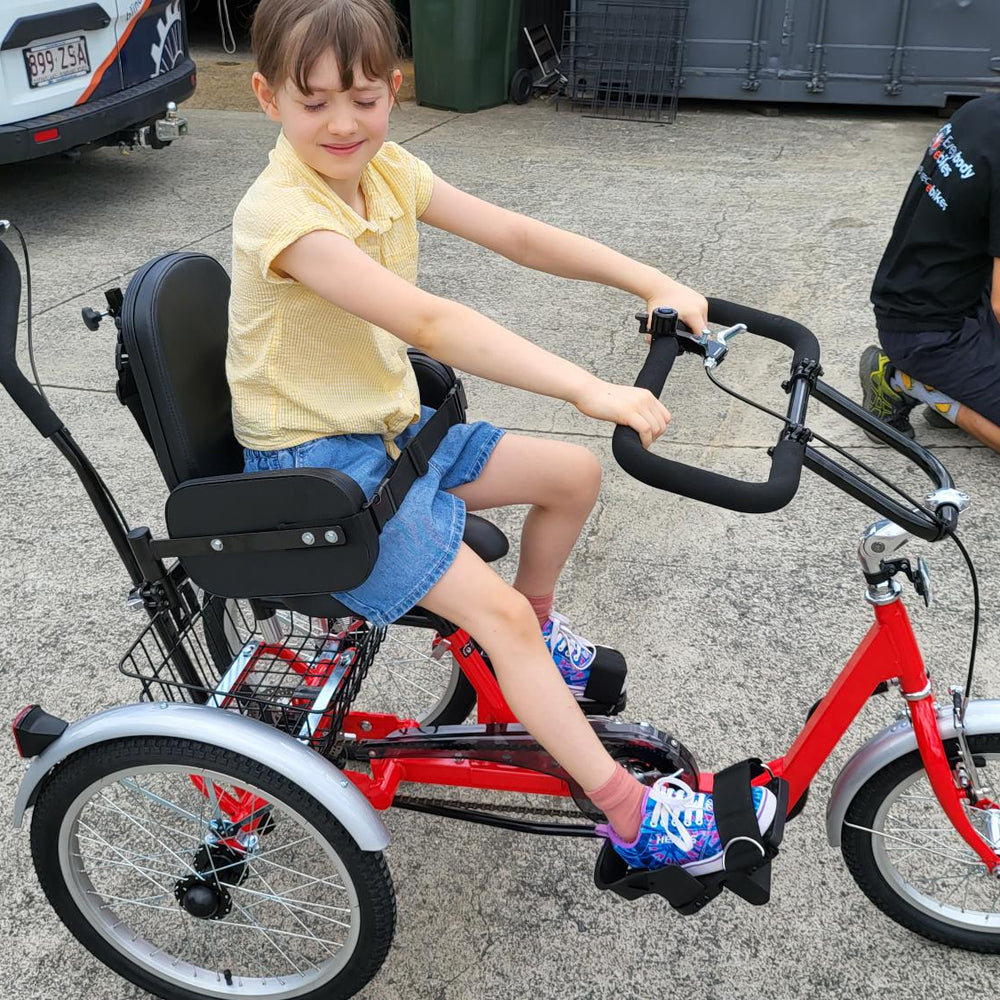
[
  {"x1": 448, "y1": 434, "x2": 601, "y2": 598},
  {"x1": 417, "y1": 542, "x2": 617, "y2": 791}
]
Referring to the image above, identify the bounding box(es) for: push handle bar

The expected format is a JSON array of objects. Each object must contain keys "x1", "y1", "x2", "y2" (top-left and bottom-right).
[
  {"x1": 612, "y1": 298, "x2": 820, "y2": 514},
  {"x1": 0, "y1": 236, "x2": 62, "y2": 438}
]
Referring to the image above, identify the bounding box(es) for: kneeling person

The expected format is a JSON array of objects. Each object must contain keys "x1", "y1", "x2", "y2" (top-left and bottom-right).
[{"x1": 861, "y1": 93, "x2": 1000, "y2": 450}]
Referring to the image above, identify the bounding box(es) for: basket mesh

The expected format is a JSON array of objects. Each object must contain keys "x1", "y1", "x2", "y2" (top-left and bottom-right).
[{"x1": 119, "y1": 597, "x2": 386, "y2": 757}]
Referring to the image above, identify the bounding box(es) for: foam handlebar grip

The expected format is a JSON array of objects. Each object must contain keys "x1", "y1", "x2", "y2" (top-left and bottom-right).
[{"x1": 612, "y1": 298, "x2": 815, "y2": 512}]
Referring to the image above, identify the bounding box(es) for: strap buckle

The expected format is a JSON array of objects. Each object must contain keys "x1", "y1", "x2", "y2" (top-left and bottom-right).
[{"x1": 368, "y1": 485, "x2": 398, "y2": 532}]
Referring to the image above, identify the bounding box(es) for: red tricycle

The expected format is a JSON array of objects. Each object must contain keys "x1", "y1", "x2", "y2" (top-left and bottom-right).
[{"x1": 4, "y1": 234, "x2": 1000, "y2": 1000}]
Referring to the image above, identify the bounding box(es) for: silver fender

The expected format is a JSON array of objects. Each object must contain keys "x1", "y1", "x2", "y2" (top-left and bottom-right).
[
  {"x1": 11, "y1": 701, "x2": 390, "y2": 851},
  {"x1": 826, "y1": 698, "x2": 1000, "y2": 847}
]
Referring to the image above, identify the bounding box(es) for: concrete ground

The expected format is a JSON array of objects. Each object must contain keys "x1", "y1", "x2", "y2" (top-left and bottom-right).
[{"x1": 3, "y1": 70, "x2": 1000, "y2": 1000}]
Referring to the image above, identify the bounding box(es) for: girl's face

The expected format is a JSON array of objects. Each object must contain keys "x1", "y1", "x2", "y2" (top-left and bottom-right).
[{"x1": 253, "y1": 50, "x2": 401, "y2": 194}]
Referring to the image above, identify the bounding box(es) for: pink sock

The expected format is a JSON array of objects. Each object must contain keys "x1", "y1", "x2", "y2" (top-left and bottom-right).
[
  {"x1": 525, "y1": 591, "x2": 554, "y2": 628},
  {"x1": 585, "y1": 766, "x2": 646, "y2": 844}
]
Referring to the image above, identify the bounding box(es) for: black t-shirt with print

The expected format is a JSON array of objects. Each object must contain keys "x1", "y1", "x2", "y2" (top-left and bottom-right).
[{"x1": 871, "y1": 93, "x2": 1000, "y2": 333}]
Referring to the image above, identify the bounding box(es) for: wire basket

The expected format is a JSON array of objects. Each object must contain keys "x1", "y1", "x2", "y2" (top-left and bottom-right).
[
  {"x1": 562, "y1": 1, "x2": 689, "y2": 123},
  {"x1": 119, "y1": 597, "x2": 387, "y2": 758}
]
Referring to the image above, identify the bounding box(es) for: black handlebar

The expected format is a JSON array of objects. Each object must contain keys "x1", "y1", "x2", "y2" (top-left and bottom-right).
[
  {"x1": 613, "y1": 298, "x2": 819, "y2": 514},
  {"x1": 612, "y1": 297, "x2": 959, "y2": 540},
  {"x1": 0, "y1": 237, "x2": 62, "y2": 438}
]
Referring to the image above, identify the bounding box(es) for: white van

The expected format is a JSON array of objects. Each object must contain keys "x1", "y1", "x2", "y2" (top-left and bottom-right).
[{"x1": 0, "y1": 0, "x2": 195, "y2": 164}]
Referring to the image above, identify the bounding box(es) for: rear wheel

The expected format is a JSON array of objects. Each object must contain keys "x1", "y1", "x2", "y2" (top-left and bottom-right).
[
  {"x1": 351, "y1": 619, "x2": 476, "y2": 726},
  {"x1": 31, "y1": 736, "x2": 395, "y2": 999},
  {"x1": 842, "y1": 733, "x2": 1000, "y2": 952}
]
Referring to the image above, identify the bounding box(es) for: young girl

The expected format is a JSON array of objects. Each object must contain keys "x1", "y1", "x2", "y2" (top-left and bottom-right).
[{"x1": 230, "y1": 0, "x2": 776, "y2": 871}]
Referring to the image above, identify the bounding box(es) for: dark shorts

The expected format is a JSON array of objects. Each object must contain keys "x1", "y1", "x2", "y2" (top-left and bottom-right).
[{"x1": 878, "y1": 293, "x2": 1000, "y2": 426}]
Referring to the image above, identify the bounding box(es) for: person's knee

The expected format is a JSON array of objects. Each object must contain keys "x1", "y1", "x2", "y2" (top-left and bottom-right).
[
  {"x1": 477, "y1": 587, "x2": 539, "y2": 652},
  {"x1": 562, "y1": 444, "x2": 602, "y2": 508}
]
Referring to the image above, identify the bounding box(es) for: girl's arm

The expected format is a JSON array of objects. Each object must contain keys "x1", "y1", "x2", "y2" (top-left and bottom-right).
[
  {"x1": 419, "y1": 176, "x2": 709, "y2": 333},
  {"x1": 273, "y1": 231, "x2": 670, "y2": 447}
]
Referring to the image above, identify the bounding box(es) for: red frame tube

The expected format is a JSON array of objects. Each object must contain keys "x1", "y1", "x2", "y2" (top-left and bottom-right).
[{"x1": 206, "y1": 611, "x2": 998, "y2": 869}]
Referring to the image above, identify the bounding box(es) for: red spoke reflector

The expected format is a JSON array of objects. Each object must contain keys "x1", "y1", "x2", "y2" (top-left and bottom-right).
[{"x1": 33, "y1": 128, "x2": 59, "y2": 144}]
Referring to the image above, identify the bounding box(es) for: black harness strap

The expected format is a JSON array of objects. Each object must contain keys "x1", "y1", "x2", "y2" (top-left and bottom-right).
[{"x1": 368, "y1": 380, "x2": 467, "y2": 531}]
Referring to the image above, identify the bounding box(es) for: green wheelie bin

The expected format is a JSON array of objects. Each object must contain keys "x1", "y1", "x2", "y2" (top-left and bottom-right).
[{"x1": 410, "y1": 0, "x2": 521, "y2": 113}]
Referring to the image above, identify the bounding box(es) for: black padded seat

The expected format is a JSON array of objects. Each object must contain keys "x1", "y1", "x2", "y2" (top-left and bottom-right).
[{"x1": 119, "y1": 251, "x2": 508, "y2": 613}]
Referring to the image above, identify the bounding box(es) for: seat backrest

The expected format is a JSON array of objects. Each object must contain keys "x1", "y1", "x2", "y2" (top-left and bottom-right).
[
  {"x1": 120, "y1": 251, "x2": 243, "y2": 489},
  {"x1": 119, "y1": 250, "x2": 463, "y2": 493}
]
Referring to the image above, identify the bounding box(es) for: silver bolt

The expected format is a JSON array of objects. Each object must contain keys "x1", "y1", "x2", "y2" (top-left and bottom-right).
[
  {"x1": 368, "y1": 749, "x2": 376, "y2": 758},
  {"x1": 872, "y1": 541, "x2": 886, "y2": 553},
  {"x1": 211, "y1": 539, "x2": 224, "y2": 551},
  {"x1": 324, "y1": 530, "x2": 339, "y2": 544},
  {"x1": 360, "y1": 720, "x2": 373, "y2": 732},
  {"x1": 340, "y1": 779, "x2": 349, "y2": 788},
  {"x1": 301, "y1": 532, "x2": 315, "y2": 545}
]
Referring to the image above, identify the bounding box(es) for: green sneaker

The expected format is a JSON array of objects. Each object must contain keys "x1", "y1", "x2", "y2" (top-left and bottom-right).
[{"x1": 859, "y1": 345, "x2": 915, "y2": 440}]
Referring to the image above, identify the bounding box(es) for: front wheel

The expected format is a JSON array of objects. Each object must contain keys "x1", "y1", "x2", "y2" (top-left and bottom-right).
[
  {"x1": 842, "y1": 732, "x2": 1000, "y2": 952},
  {"x1": 31, "y1": 736, "x2": 396, "y2": 999}
]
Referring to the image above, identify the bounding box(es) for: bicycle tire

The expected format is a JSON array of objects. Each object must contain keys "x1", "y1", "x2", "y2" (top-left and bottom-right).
[
  {"x1": 31, "y1": 736, "x2": 395, "y2": 1000},
  {"x1": 841, "y1": 732, "x2": 1000, "y2": 952}
]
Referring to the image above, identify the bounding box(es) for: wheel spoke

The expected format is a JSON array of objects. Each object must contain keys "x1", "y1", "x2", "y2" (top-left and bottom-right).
[{"x1": 850, "y1": 746, "x2": 1000, "y2": 938}]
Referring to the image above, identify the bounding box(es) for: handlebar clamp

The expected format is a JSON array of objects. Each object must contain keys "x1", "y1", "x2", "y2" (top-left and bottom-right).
[{"x1": 782, "y1": 358, "x2": 824, "y2": 393}]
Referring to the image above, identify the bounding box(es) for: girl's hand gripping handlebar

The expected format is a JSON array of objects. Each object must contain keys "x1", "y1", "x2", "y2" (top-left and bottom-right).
[{"x1": 612, "y1": 299, "x2": 822, "y2": 514}]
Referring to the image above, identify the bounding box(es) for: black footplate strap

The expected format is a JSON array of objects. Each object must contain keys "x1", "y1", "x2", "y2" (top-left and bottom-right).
[
  {"x1": 581, "y1": 646, "x2": 627, "y2": 710},
  {"x1": 594, "y1": 758, "x2": 789, "y2": 915}
]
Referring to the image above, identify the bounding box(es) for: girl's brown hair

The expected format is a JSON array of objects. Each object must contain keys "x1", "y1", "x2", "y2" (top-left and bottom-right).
[{"x1": 252, "y1": 0, "x2": 402, "y2": 96}]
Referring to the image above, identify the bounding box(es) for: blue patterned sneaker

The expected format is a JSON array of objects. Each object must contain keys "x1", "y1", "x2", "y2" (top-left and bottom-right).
[
  {"x1": 542, "y1": 611, "x2": 596, "y2": 691},
  {"x1": 600, "y1": 772, "x2": 777, "y2": 874}
]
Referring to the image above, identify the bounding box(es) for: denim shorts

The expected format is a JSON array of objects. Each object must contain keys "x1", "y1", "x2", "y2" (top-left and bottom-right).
[{"x1": 244, "y1": 408, "x2": 504, "y2": 625}]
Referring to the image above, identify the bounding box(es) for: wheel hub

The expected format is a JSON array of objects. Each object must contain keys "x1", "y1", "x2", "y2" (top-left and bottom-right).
[
  {"x1": 174, "y1": 843, "x2": 248, "y2": 920},
  {"x1": 175, "y1": 876, "x2": 231, "y2": 919}
]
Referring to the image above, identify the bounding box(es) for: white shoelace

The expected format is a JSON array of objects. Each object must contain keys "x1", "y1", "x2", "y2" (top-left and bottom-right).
[
  {"x1": 645, "y1": 772, "x2": 707, "y2": 853},
  {"x1": 546, "y1": 610, "x2": 596, "y2": 665}
]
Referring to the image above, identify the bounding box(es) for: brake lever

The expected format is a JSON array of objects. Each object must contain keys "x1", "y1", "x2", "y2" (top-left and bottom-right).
[{"x1": 635, "y1": 309, "x2": 746, "y2": 368}]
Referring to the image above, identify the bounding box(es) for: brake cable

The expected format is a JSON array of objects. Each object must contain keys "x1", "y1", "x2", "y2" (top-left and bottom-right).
[{"x1": 702, "y1": 363, "x2": 980, "y2": 704}]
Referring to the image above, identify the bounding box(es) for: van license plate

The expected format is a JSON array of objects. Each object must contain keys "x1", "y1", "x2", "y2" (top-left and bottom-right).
[{"x1": 24, "y1": 37, "x2": 90, "y2": 89}]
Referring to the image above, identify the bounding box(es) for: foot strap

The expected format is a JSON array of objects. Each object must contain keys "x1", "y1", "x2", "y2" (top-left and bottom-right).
[
  {"x1": 581, "y1": 646, "x2": 627, "y2": 709},
  {"x1": 594, "y1": 758, "x2": 788, "y2": 915}
]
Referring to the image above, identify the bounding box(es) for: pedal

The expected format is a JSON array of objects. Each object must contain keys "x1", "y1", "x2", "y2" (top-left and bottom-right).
[{"x1": 594, "y1": 760, "x2": 788, "y2": 914}]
